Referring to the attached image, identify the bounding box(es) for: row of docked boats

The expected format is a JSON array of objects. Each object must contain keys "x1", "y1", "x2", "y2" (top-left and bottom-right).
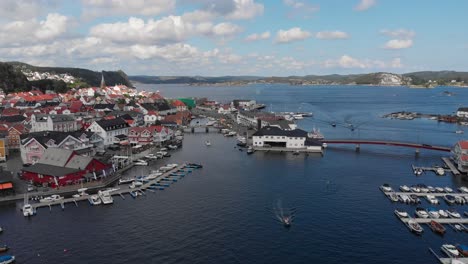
[
  {"x1": 441, "y1": 244, "x2": 468, "y2": 258},
  {"x1": 396, "y1": 184, "x2": 456, "y2": 194}
]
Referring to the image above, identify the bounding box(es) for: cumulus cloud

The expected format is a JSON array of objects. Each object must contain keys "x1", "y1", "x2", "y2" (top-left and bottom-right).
[
  {"x1": 354, "y1": 0, "x2": 376, "y2": 11},
  {"x1": 384, "y1": 39, "x2": 413, "y2": 49},
  {"x1": 315, "y1": 31, "x2": 349, "y2": 39},
  {"x1": 380, "y1": 29, "x2": 415, "y2": 39},
  {"x1": 245, "y1": 31, "x2": 270, "y2": 41},
  {"x1": 35, "y1": 13, "x2": 69, "y2": 40},
  {"x1": 90, "y1": 16, "x2": 242, "y2": 45},
  {"x1": 275, "y1": 27, "x2": 311, "y2": 44},
  {"x1": 0, "y1": 0, "x2": 59, "y2": 20},
  {"x1": 322, "y1": 55, "x2": 401, "y2": 69},
  {"x1": 81, "y1": 0, "x2": 176, "y2": 18},
  {"x1": 227, "y1": 0, "x2": 264, "y2": 19},
  {"x1": 283, "y1": 0, "x2": 319, "y2": 18}
]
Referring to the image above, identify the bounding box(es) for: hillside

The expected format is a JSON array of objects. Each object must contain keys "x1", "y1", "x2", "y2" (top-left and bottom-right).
[
  {"x1": 130, "y1": 71, "x2": 468, "y2": 86},
  {"x1": 7, "y1": 62, "x2": 133, "y2": 88},
  {"x1": 0, "y1": 62, "x2": 32, "y2": 93}
]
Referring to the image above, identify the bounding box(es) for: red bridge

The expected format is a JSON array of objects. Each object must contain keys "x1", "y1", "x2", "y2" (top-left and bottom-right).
[{"x1": 321, "y1": 139, "x2": 452, "y2": 152}]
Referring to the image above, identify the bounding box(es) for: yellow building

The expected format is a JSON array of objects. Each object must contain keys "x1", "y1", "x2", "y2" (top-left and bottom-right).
[{"x1": 0, "y1": 138, "x2": 8, "y2": 161}]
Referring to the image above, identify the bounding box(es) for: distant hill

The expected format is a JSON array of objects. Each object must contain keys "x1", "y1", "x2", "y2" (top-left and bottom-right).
[
  {"x1": 5, "y1": 61, "x2": 132, "y2": 91},
  {"x1": 130, "y1": 71, "x2": 468, "y2": 87}
]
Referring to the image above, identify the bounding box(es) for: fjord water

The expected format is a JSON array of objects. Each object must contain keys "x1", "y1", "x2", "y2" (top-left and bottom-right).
[{"x1": 1, "y1": 84, "x2": 468, "y2": 263}]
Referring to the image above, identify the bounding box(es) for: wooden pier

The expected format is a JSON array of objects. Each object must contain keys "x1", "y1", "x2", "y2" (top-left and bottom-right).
[
  {"x1": 384, "y1": 191, "x2": 468, "y2": 198},
  {"x1": 28, "y1": 163, "x2": 198, "y2": 213},
  {"x1": 412, "y1": 164, "x2": 449, "y2": 175},
  {"x1": 442, "y1": 157, "x2": 461, "y2": 176}
]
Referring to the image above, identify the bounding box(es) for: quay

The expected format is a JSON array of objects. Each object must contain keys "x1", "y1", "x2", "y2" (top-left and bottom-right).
[
  {"x1": 27, "y1": 163, "x2": 198, "y2": 213},
  {"x1": 442, "y1": 157, "x2": 461, "y2": 175}
]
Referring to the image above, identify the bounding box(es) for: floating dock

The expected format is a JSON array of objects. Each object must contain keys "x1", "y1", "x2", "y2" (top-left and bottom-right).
[
  {"x1": 28, "y1": 163, "x2": 199, "y2": 213},
  {"x1": 442, "y1": 157, "x2": 461, "y2": 176},
  {"x1": 383, "y1": 190, "x2": 468, "y2": 198},
  {"x1": 429, "y1": 247, "x2": 468, "y2": 264}
]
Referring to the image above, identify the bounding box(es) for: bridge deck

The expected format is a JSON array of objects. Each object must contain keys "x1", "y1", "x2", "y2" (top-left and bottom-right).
[{"x1": 322, "y1": 139, "x2": 451, "y2": 152}]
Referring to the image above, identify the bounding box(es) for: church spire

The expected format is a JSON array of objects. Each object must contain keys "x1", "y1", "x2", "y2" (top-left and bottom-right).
[{"x1": 100, "y1": 71, "x2": 106, "y2": 89}]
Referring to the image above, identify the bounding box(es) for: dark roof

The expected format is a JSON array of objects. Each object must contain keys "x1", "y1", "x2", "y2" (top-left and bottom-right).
[
  {"x1": 43, "y1": 101, "x2": 60, "y2": 107},
  {"x1": 305, "y1": 138, "x2": 321, "y2": 146},
  {"x1": 458, "y1": 107, "x2": 468, "y2": 112},
  {"x1": 106, "y1": 110, "x2": 141, "y2": 119},
  {"x1": 21, "y1": 131, "x2": 94, "y2": 148},
  {"x1": 0, "y1": 169, "x2": 13, "y2": 184},
  {"x1": 22, "y1": 163, "x2": 79, "y2": 177},
  {"x1": 0, "y1": 115, "x2": 25, "y2": 123},
  {"x1": 114, "y1": 134, "x2": 128, "y2": 139},
  {"x1": 94, "y1": 104, "x2": 115, "y2": 110},
  {"x1": 96, "y1": 117, "x2": 129, "y2": 131},
  {"x1": 267, "y1": 120, "x2": 294, "y2": 130},
  {"x1": 15, "y1": 101, "x2": 37, "y2": 107},
  {"x1": 252, "y1": 126, "x2": 308, "y2": 137},
  {"x1": 141, "y1": 100, "x2": 171, "y2": 112},
  {"x1": 34, "y1": 114, "x2": 75, "y2": 122}
]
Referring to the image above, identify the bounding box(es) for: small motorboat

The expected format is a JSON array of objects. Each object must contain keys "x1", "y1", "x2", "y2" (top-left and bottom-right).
[
  {"x1": 129, "y1": 181, "x2": 143, "y2": 189},
  {"x1": 446, "y1": 208, "x2": 461, "y2": 218},
  {"x1": 186, "y1": 163, "x2": 203, "y2": 169},
  {"x1": 435, "y1": 187, "x2": 444, "y2": 193},
  {"x1": 456, "y1": 244, "x2": 468, "y2": 257},
  {"x1": 442, "y1": 244, "x2": 460, "y2": 258},
  {"x1": 429, "y1": 220, "x2": 446, "y2": 235},
  {"x1": 426, "y1": 195, "x2": 439, "y2": 205},
  {"x1": 410, "y1": 186, "x2": 421, "y2": 193},
  {"x1": 292, "y1": 151, "x2": 300, "y2": 156},
  {"x1": 22, "y1": 203, "x2": 35, "y2": 217},
  {"x1": 444, "y1": 187, "x2": 453, "y2": 193},
  {"x1": 459, "y1": 186, "x2": 468, "y2": 193},
  {"x1": 0, "y1": 245, "x2": 8, "y2": 253},
  {"x1": 130, "y1": 191, "x2": 139, "y2": 198},
  {"x1": 453, "y1": 224, "x2": 465, "y2": 232},
  {"x1": 444, "y1": 195, "x2": 456, "y2": 205},
  {"x1": 282, "y1": 216, "x2": 292, "y2": 227},
  {"x1": 420, "y1": 186, "x2": 430, "y2": 193},
  {"x1": 455, "y1": 196, "x2": 466, "y2": 205},
  {"x1": 428, "y1": 208, "x2": 440, "y2": 218},
  {"x1": 407, "y1": 218, "x2": 423, "y2": 234},
  {"x1": 427, "y1": 186, "x2": 435, "y2": 193},
  {"x1": 0, "y1": 255, "x2": 15, "y2": 264},
  {"x1": 439, "y1": 210, "x2": 449, "y2": 218},
  {"x1": 205, "y1": 140, "x2": 211, "y2": 146},
  {"x1": 39, "y1": 194, "x2": 63, "y2": 203},
  {"x1": 415, "y1": 207, "x2": 429, "y2": 218},
  {"x1": 119, "y1": 178, "x2": 135, "y2": 185},
  {"x1": 322, "y1": 143, "x2": 328, "y2": 148},
  {"x1": 88, "y1": 195, "x2": 101, "y2": 206},
  {"x1": 133, "y1": 159, "x2": 148, "y2": 166},
  {"x1": 394, "y1": 209, "x2": 409, "y2": 218},
  {"x1": 98, "y1": 190, "x2": 114, "y2": 205},
  {"x1": 410, "y1": 194, "x2": 421, "y2": 204},
  {"x1": 400, "y1": 185, "x2": 411, "y2": 192},
  {"x1": 331, "y1": 122, "x2": 336, "y2": 127},
  {"x1": 399, "y1": 194, "x2": 411, "y2": 203},
  {"x1": 168, "y1": 145, "x2": 178, "y2": 150},
  {"x1": 435, "y1": 167, "x2": 445, "y2": 176},
  {"x1": 247, "y1": 146, "x2": 254, "y2": 155},
  {"x1": 380, "y1": 184, "x2": 393, "y2": 192},
  {"x1": 388, "y1": 193, "x2": 399, "y2": 202}
]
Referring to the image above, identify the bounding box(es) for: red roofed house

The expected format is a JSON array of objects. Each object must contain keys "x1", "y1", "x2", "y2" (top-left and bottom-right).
[
  {"x1": 149, "y1": 125, "x2": 173, "y2": 145},
  {"x1": 453, "y1": 140, "x2": 468, "y2": 173},
  {"x1": 172, "y1": 100, "x2": 187, "y2": 111},
  {"x1": 163, "y1": 111, "x2": 191, "y2": 126}
]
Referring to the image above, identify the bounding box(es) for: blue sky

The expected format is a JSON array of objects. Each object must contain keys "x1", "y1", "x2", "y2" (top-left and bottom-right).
[{"x1": 0, "y1": 0, "x2": 466, "y2": 76}]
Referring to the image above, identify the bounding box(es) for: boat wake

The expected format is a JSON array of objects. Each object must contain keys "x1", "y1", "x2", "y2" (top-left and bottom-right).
[{"x1": 267, "y1": 200, "x2": 297, "y2": 228}]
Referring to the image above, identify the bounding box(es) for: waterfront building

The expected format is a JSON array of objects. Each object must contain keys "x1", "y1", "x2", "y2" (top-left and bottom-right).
[
  {"x1": 20, "y1": 131, "x2": 103, "y2": 164},
  {"x1": 128, "y1": 127, "x2": 153, "y2": 145},
  {"x1": 237, "y1": 111, "x2": 296, "y2": 130},
  {"x1": 252, "y1": 126, "x2": 322, "y2": 152},
  {"x1": 21, "y1": 148, "x2": 111, "y2": 188},
  {"x1": 452, "y1": 140, "x2": 468, "y2": 172},
  {"x1": 232, "y1": 99, "x2": 256, "y2": 110},
  {"x1": 30, "y1": 114, "x2": 79, "y2": 132},
  {"x1": 88, "y1": 117, "x2": 130, "y2": 146}
]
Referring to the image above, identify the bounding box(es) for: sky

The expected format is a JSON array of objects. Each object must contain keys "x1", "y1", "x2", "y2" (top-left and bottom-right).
[{"x1": 0, "y1": 0, "x2": 466, "y2": 76}]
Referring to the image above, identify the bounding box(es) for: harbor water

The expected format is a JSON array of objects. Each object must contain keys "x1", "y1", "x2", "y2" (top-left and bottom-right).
[{"x1": 1, "y1": 84, "x2": 468, "y2": 263}]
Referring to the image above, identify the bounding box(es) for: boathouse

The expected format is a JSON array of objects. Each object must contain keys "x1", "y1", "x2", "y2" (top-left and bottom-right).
[
  {"x1": 21, "y1": 148, "x2": 111, "y2": 188},
  {"x1": 252, "y1": 126, "x2": 322, "y2": 152}
]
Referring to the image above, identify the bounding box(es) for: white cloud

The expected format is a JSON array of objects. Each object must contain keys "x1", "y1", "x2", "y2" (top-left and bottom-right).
[
  {"x1": 0, "y1": 0, "x2": 59, "y2": 20},
  {"x1": 390, "y1": 58, "x2": 403, "y2": 68},
  {"x1": 384, "y1": 39, "x2": 413, "y2": 49},
  {"x1": 323, "y1": 55, "x2": 400, "y2": 69},
  {"x1": 35, "y1": 13, "x2": 69, "y2": 40},
  {"x1": 283, "y1": 0, "x2": 319, "y2": 18},
  {"x1": 354, "y1": 0, "x2": 376, "y2": 11},
  {"x1": 227, "y1": 0, "x2": 264, "y2": 19},
  {"x1": 81, "y1": 0, "x2": 175, "y2": 18},
  {"x1": 316, "y1": 31, "x2": 349, "y2": 39},
  {"x1": 283, "y1": 0, "x2": 305, "y2": 8},
  {"x1": 245, "y1": 31, "x2": 270, "y2": 41},
  {"x1": 90, "y1": 57, "x2": 119, "y2": 65},
  {"x1": 90, "y1": 16, "x2": 242, "y2": 45},
  {"x1": 275, "y1": 27, "x2": 311, "y2": 44},
  {"x1": 380, "y1": 29, "x2": 415, "y2": 39}
]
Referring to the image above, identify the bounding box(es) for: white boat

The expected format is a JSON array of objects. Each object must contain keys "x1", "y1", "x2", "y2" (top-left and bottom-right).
[
  {"x1": 246, "y1": 146, "x2": 255, "y2": 155},
  {"x1": 435, "y1": 187, "x2": 444, "y2": 193},
  {"x1": 167, "y1": 163, "x2": 178, "y2": 169},
  {"x1": 411, "y1": 186, "x2": 421, "y2": 193},
  {"x1": 459, "y1": 186, "x2": 468, "y2": 193},
  {"x1": 407, "y1": 218, "x2": 424, "y2": 234},
  {"x1": 134, "y1": 159, "x2": 148, "y2": 166},
  {"x1": 399, "y1": 194, "x2": 411, "y2": 203},
  {"x1": 426, "y1": 195, "x2": 439, "y2": 205},
  {"x1": 98, "y1": 190, "x2": 113, "y2": 205},
  {"x1": 446, "y1": 209, "x2": 461, "y2": 218},
  {"x1": 435, "y1": 167, "x2": 445, "y2": 176},
  {"x1": 39, "y1": 194, "x2": 63, "y2": 203},
  {"x1": 444, "y1": 187, "x2": 453, "y2": 193},
  {"x1": 413, "y1": 168, "x2": 423, "y2": 175},
  {"x1": 168, "y1": 145, "x2": 178, "y2": 150},
  {"x1": 308, "y1": 128, "x2": 324, "y2": 140},
  {"x1": 88, "y1": 195, "x2": 102, "y2": 206},
  {"x1": 455, "y1": 196, "x2": 466, "y2": 204},
  {"x1": 322, "y1": 143, "x2": 328, "y2": 148},
  {"x1": 118, "y1": 178, "x2": 135, "y2": 185},
  {"x1": 428, "y1": 209, "x2": 440, "y2": 218},
  {"x1": 388, "y1": 193, "x2": 399, "y2": 202},
  {"x1": 380, "y1": 184, "x2": 393, "y2": 192},
  {"x1": 441, "y1": 244, "x2": 460, "y2": 258},
  {"x1": 427, "y1": 186, "x2": 435, "y2": 193},
  {"x1": 0, "y1": 255, "x2": 15, "y2": 264},
  {"x1": 22, "y1": 203, "x2": 35, "y2": 217},
  {"x1": 439, "y1": 210, "x2": 449, "y2": 218},
  {"x1": 227, "y1": 131, "x2": 237, "y2": 136},
  {"x1": 205, "y1": 140, "x2": 211, "y2": 146},
  {"x1": 415, "y1": 207, "x2": 429, "y2": 218},
  {"x1": 129, "y1": 181, "x2": 143, "y2": 189},
  {"x1": 394, "y1": 209, "x2": 409, "y2": 218},
  {"x1": 147, "y1": 171, "x2": 163, "y2": 180},
  {"x1": 144, "y1": 154, "x2": 158, "y2": 160},
  {"x1": 400, "y1": 185, "x2": 410, "y2": 192},
  {"x1": 420, "y1": 186, "x2": 430, "y2": 193},
  {"x1": 456, "y1": 130, "x2": 464, "y2": 134}
]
